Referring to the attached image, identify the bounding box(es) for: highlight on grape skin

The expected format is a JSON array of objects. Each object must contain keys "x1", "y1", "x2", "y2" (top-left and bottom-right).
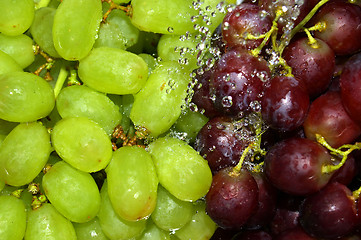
[{"x1": 1, "y1": 0, "x2": 361, "y2": 239}]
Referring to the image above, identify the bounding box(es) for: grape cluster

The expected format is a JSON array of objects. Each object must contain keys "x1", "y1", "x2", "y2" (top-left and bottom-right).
[
  {"x1": 192, "y1": 0, "x2": 361, "y2": 239},
  {"x1": 1, "y1": 0, "x2": 361, "y2": 240}
]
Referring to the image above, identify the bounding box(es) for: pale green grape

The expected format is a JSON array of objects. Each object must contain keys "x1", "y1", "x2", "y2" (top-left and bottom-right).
[
  {"x1": 0, "y1": 33, "x2": 35, "y2": 68},
  {"x1": 0, "y1": 71, "x2": 55, "y2": 122},
  {"x1": 130, "y1": 61, "x2": 191, "y2": 137},
  {"x1": 148, "y1": 136, "x2": 212, "y2": 202},
  {"x1": 56, "y1": 85, "x2": 122, "y2": 136},
  {"x1": 174, "y1": 201, "x2": 217, "y2": 240},
  {"x1": 30, "y1": 7, "x2": 60, "y2": 58},
  {"x1": 157, "y1": 34, "x2": 200, "y2": 71},
  {"x1": 0, "y1": 119, "x2": 18, "y2": 135},
  {"x1": 42, "y1": 161, "x2": 101, "y2": 223},
  {"x1": 0, "y1": 180, "x2": 4, "y2": 192},
  {"x1": 53, "y1": 0, "x2": 102, "y2": 60},
  {"x1": 138, "y1": 53, "x2": 157, "y2": 75},
  {"x1": 0, "y1": 195, "x2": 27, "y2": 240},
  {"x1": 0, "y1": 0, "x2": 34, "y2": 36},
  {"x1": 196, "y1": 0, "x2": 228, "y2": 33},
  {"x1": 151, "y1": 185, "x2": 194, "y2": 231},
  {"x1": 78, "y1": 46, "x2": 148, "y2": 95},
  {"x1": 40, "y1": 105, "x2": 62, "y2": 129},
  {"x1": 106, "y1": 146, "x2": 158, "y2": 221},
  {"x1": 25, "y1": 203, "x2": 77, "y2": 240},
  {"x1": 130, "y1": 0, "x2": 198, "y2": 35},
  {"x1": 171, "y1": 108, "x2": 208, "y2": 144},
  {"x1": 0, "y1": 122, "x2": 51, "y2": 187},
  {"x1": 98, "y1": 180, "x2": 147, "y2": 240},
  {"x1": 95, "y1": 9, "x2": 139, "y2": 49},
  {"x1": 73, "y1": 217, "x2": 109, "y2": 240},
  {"x1": 0, "y1": 184, "x2": 18, "y2": 196},
  {"x1": 0, "y1": 50, "x2": 22, "y2": 74},
  {"x1": 51, "y1": 117, "x2": 113, "y2": 173},
  {"x1": 136, "y1": 219, "x2": 171, "y2": 240}
]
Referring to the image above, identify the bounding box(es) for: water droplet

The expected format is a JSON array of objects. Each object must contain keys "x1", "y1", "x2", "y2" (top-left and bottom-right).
[
  {"x1": 167, "y1": 27, "x2": 174, "y2": 33},
  {"x1": 222, "y1": 96, "x2": 233, "y2": 108}
]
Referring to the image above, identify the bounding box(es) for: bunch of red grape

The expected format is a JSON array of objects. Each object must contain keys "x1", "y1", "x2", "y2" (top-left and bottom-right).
[{"x1": 192, "y1": 0, "x2": 361, "y2": 239}]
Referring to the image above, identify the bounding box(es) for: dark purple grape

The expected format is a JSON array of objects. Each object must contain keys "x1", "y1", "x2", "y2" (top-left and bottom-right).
[
  {"x1": 275, "y1": 226, "x2": 318, "y2": 240},
  {"x1": 245, "y1": 172, "x2": 278, "y2": 229},
  {"x1": 264, "y1": 137, "x2": 334, "y2": 196},
  {"x1": 303, "y1": 91, "x2": 361, "y2": 148},
  {"x1": 270, "y1": 205, "x2": 301, "y2": 236},
  {"x1": 283, "y1": 37, "x2": 335, "y2": 98},
  {"x1": 210, "y1": 47, "x2": 271, "y2": 117},
  {"x1": 210, "y1": 227, "x2": 239, "y2": 240},
  {"x1": 299, "y1": 182, "x2": 359, "y2": 239},
  {"x1": 191, "y1": 66, "x2": 222, "y2": 119},
  {"x1": 258, "y1": 0, "x2": 311, "y2": 35},
  {"x1": 233, "y1": 229, "x2": 273, "y2": 240},
  {"x1": 222, "y1": 3, "x2": 272, "y2": 50},
  {"x1": 194, "y1": 116, "x2": 251, "y2": 174},
  {"x1": 329, "y1": 155, "x2": 358, "y2": 186},
  {"x1": 309, "y1": 1, "x2": 361, "y2": 55},
  {"x1": 270, "y1": 191, "x2": 304, "y2": 235},
  {"x1": 340, "y1": 52, "x2": 361, "y2": 125},
  {"x1": 205, "y1": 167, "x2": 259, "y2": 230},
  {"x1": 261, "y1": 76, "x2": 310, "y2": 132}
]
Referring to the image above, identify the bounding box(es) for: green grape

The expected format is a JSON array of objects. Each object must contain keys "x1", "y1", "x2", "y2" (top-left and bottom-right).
[
  {"x1": 174, "y1": 201, "x2": 217, "y2": 240},
  {"x1": 30, "y1": 7, "x2": 60, "y2": 58},
  {"x1": 25, "y1": 203, "x2": 77, "y2": 240},
  {"x1": 19, "y1": 188, "x2": 33, "y2": 212},
  {"x1": 78, "y1": 46, "x2": 148, "y2": 95},
  {"x1": 117, "y1": 94, "x2": 134, "y2": 135},
  {"x1": 0, "y1": 50, "x2": 22, "y2": 74},
  {"x1": 171, "y1": 108, "x2": 208, "y2": 144},
  {"x1": 52, "y1": 0, "x2": 102, "y2": 60},
  {"x1": 136, "y1": 219, "x2": 171, "y2": 240},
  {"x1": 0, "y1": 33, "x2": 35, "y2": 68},
  {"x1": 130, "y1": 61, "x2": 191, "y2": 137},
  {"x1": 130, "y1": 0, "x2": 198, "y2": 35},
  {"x1": 42, "y1": 161, "x2": 101, "y2": 223},
  {"x1": 0, "y1": 71, "x2": 55, "y2": 122},
  {"x1": 73, "y1": 217, "x2": 109, "y2": 240},
  {"x1": 98, "y1": 180, "x2": 147, "y2": 240},
  {"x1": 40, "y1": 105, "x2": 62, "y2": 129},
  {"x1": 0, "y1": 119, "x2": 18, "y2": 135},
  {"x1": 51, "y1": 117, "x2": 113, "y2": 173},
  {"x1": 151, "y1": 185, "x2": 194, "y2": 231},
  {"x1": 0, "y1": 184, "x2": 18, "y2": 196},
  {"x1": 106, "y1": 146, "x2": 158, "y2": 221},
  {"x1": 113, "y1": 0, "x2": 130, "y2": 3},
  {"x1": 196, "y1": 0, "x2": 227, "y2": 33},
  {"x1": 0, "y1": 122, "x2": 51, "y2": 187},
  {"x1": 95, "y1": 9, "x2": 139, "y2": 49},
  {"x1": 0, "y1": 0, "x2": 34, "y2": 36},
  {"x1": 56, "y1": 85, "x2": 122, "y2": 136},
  {"x1": 0, "y1": 195, "x2": 27, "y2": 240},
  {"x1": 0, "y1": 180, "x2": 4, "y2": 192},
  {"x1": 148, "y1": 136, "x2": 212, "y2": 202},
  {"x1": 138, "y1": 53, "x2": 157, "y2": 75},
  {"x1": 157, "y1": 34, "x2": 200, "y2": 71}
]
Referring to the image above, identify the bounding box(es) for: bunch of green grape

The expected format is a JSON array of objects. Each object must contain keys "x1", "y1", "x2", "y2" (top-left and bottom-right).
[{"x1": 0, "y1": 0, "x2": 235, "y2": 239}]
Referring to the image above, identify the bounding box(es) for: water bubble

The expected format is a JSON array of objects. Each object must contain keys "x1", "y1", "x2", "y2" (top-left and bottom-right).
[
  {"x1": 191, "y1": 15, "x2": 198, "y2": 23},
  {"x1": 222, "y1": 96, "x2": 233, "y2": 108}
]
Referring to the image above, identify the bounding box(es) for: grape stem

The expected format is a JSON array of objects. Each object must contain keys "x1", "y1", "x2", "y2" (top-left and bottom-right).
[
  {"x1": 316, "y1": 134, "x2": 361, "y2": 174},
  {"x1": 53, "y1": 65, "x2": 68, "y2": 99},
  {"x1": 278, "y1": 0, "x2": 330, "y2": 55}
]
